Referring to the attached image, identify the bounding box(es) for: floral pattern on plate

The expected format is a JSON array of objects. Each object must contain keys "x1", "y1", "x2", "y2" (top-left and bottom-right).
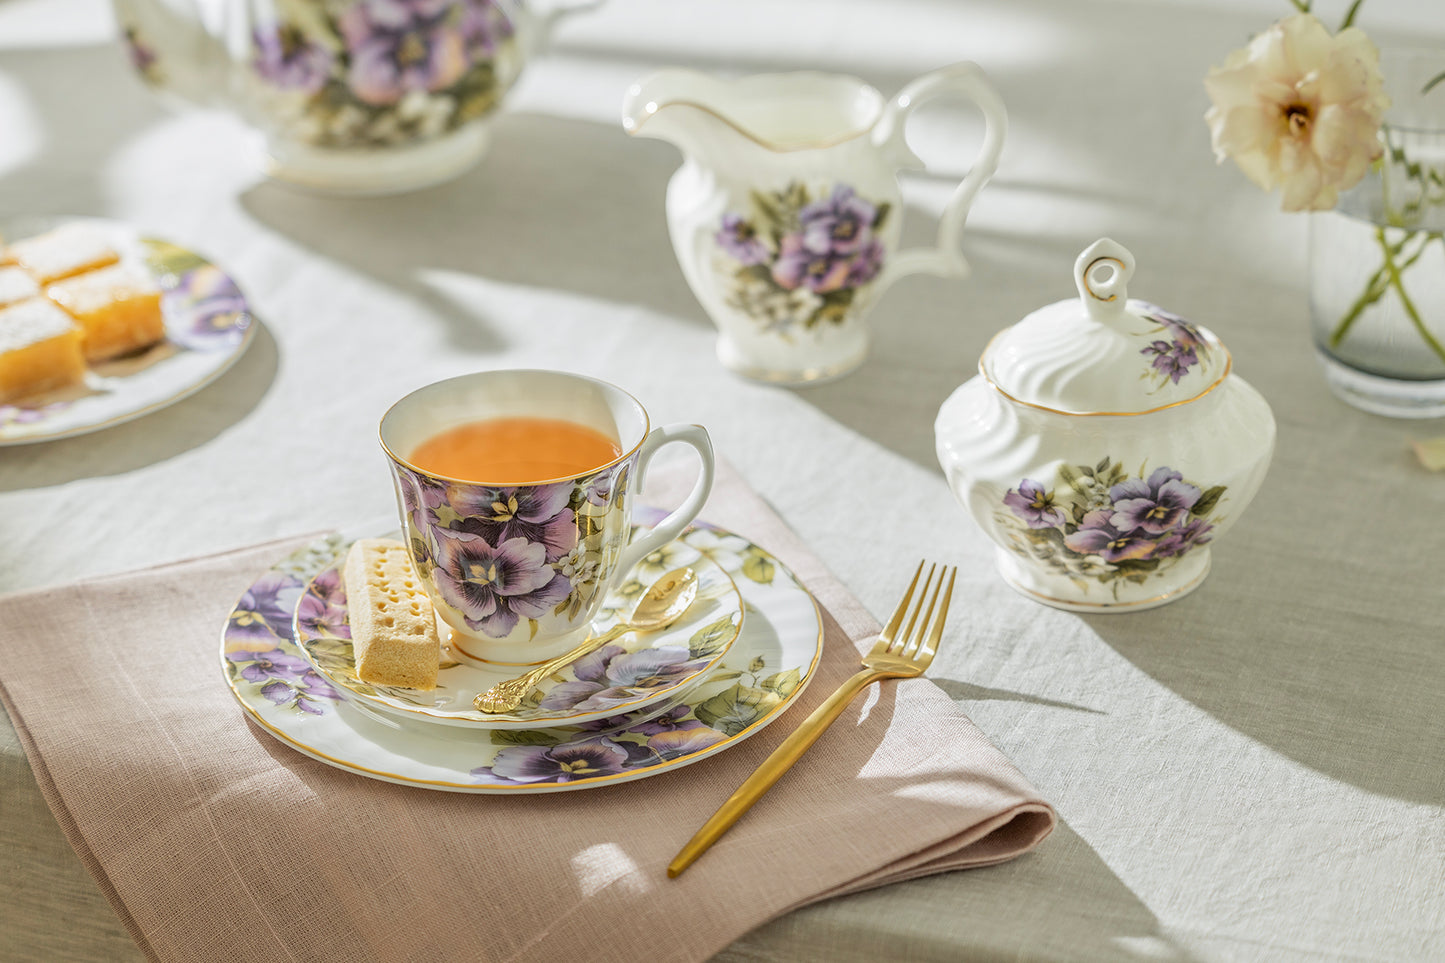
[
  {"x1": 0, "y1": 220, "x2": 256, "y2": 445},
  {"x1": 293, "y1": 537, "x2": 745, "y2": 729},
  {"x1": 220, "y1": 511, "x2": 824, "y2": 793},
  {"x1": 997, "y1": 458, "x2": 1226, "y2": 596},
  {"x1": 714, "y1": 181, "x2": 888, "y2": 336},
  {"x1": 247, "y1": 0, "x2": 519, "y2": 150}
]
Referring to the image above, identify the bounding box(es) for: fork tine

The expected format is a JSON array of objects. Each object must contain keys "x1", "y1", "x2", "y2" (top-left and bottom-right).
[
  {"x1": 877, "y1": 560, "x2": 924, "y2": 647},
  {"x1": 893, "y1": 563, "x2": 936, "y2": 655},
  {"x1": 910, "y1": 566, "x2": 955, "y2": 669},
  {"x1": 900, "y1": 563, "x2": 942, "y2": 659}
]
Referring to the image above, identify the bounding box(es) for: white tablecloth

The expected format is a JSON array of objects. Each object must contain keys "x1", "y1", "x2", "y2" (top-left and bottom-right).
[{"x1": 2, "y1": 1, "x2": 1443, "y2": 960}]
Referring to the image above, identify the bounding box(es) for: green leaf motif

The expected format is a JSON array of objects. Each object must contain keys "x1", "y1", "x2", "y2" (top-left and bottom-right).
[
  {"x1": 490, "y1": 729, "x2": 562, "y2": 747},
  {"x1": 693, "y1": 683, "x2": 782, "y2": 736},
  {"x1": 748, "y1": 655, "x2": 767, "y2": 673},
  {"x1": 1192, "y1": 485, "x2": 1226, "y2": 517},
  {"x1": 689, "y1": 615, "x2": 739, "y2": 659},
  {"x1": 740, "y1": 552, "x2": 775, "y2": 585},
  {"x1": 760, "y1": 668, "x2": 801, "y2": 697},
  {"x1": 140, "y1": 239, "x2": 207, "y2": 277}
]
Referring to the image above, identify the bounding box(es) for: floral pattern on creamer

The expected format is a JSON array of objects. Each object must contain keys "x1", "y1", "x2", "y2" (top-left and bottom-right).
[
  {"x1": 392, "y1": 459, "x2": 633, "y2": 640},
  {"x1": 713, "y1": 181, "x2": 888, "y2": 336},
  {"x1": 1136, "y1": 302, "x2": 1211, "y2": 388},
  {"x1": 248, "y1": 0, "x2": 519, "y2": 149},
  {"x1": 997, "y1": 459, "x2": 1226, "y2": 595}
]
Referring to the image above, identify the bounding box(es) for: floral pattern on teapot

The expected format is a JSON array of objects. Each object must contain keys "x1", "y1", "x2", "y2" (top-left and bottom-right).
[
  {"x1": 998, "y1": 459, "x2": 1226, "y2": 595},
  {"x1": 713, "y1": 181, "x2": 888, "y2": 336},
  {"x1": 247, "y1": 0, "x2": 519, "y2": 149}
]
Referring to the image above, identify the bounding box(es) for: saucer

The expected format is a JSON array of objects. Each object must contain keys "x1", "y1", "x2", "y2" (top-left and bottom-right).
[
  {"x1": 221, "y1": 511, "x2": 824, "y2": 793},
  {"x1": 293, "y1": 534, "x2": 744, "y2": 730},
  {"x1": 0, "y1": 216, "x2": 256, "y2": 445}
]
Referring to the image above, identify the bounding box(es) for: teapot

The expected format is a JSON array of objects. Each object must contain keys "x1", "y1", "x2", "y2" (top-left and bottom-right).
[
  {"x1": 114, "y1": 0, "x2": 597, "y2": 194},
  {"x1": 935, "y1": 239, "x2": 1276, "y2": 612},
  {"x1": 622, "y1": 63, "x2": 1006, "y2": 385}
]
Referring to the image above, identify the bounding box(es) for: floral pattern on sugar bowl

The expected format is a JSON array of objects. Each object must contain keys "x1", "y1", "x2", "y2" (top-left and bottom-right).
[
  {"x1": 713, "y1": 181, "x2": 889, "y2": 336},
  {"x1": 936, "y1": 238, "x2": 1276, "y2": 612},
  {"x1": 998, "y1": 460, "x2": 1225, "y2": 596}
]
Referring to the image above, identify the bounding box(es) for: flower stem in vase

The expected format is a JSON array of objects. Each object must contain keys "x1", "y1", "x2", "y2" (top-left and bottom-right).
[
  {"x1": 1379, "y1": 228, "x2": 1445, "y2": 364},
  {"x1": 1327, "y1": 227, "x2": 1434, "y2": 349}
]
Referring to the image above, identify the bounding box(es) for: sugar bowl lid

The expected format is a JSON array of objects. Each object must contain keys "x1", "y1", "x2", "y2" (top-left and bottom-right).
[{"x1": 980, "y1": 239, "x2": 1230, "y2": 415}]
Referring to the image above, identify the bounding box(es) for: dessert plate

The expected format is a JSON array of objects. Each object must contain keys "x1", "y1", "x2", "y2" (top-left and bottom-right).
[
  {"x1": 221, "y1": 511, "x2": 824, "y2": 793},
  {"x1": 0, "y1": 216, "x2": 256, "y2": 445},
  {"x1": 293, "y1": 536, "x2": 744, "y2": 730}
]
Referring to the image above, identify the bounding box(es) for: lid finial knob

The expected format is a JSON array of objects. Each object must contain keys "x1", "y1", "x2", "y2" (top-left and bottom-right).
[{"x1": 1074, "y1": 238, "x2": 1136, "y2": 319}]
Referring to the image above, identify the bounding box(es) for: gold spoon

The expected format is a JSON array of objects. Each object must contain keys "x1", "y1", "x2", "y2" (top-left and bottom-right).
[{"x1": 473, "y1": 566, "x2": 700, "y2": 714}]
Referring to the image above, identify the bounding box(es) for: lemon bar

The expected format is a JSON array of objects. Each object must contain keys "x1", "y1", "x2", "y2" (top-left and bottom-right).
[
  {"x1": 9, "y1": 223, "x2": 120, "y2": 284},
  {"x1": 46, "y1": 261, "x2": 165, "y2": 362},
  {"x1": 0, "y1": 267, "x2": 40, "y2": 308},
  {"x1": 0, "y1": 298, "x2": 86, "y2": 404},
  {"x1": 343, "y1": 538, "x2": 440, "y2": 690}
]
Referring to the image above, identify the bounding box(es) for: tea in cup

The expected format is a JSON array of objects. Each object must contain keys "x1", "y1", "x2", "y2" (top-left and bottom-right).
[{"x1": 379, "y1": 369, "x2": 714, "y2": 663}]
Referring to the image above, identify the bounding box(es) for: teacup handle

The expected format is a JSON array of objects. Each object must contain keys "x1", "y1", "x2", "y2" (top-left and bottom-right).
[
  {"x1": 614, "y1": 424, "x2": 715, "y2": 579},
  {"x1": 870, "y1": 62, "x2": 1008, "y2": 293}
]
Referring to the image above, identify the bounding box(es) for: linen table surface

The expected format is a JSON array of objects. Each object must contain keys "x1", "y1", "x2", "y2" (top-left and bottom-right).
[{"x1": 2, "y1": 0, "x2": 1444, "y2": 961}]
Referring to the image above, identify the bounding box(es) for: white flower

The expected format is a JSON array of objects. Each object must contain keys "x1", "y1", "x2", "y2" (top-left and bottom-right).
[{"x1": 1204, "y1": 13, "x2": 1390, "y2": 212}]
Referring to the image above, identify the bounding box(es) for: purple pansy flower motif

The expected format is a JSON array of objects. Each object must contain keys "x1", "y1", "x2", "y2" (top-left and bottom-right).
[
  {"x1": 847, "y1": 237, "x2": 885, "y2": 287},
  {"x1": 630, "y1": 704, "x2": 700, "y2": 736},
  {"x1": 1063, "y1": 510, "x2": 1158, "y2": 563},
  {"x1": 1004, "y1": 479, "x2": 1068, "y2": 529},
  {"x1": 473, "y1": 737, "x2": 631, "y2": 783},
  {"x1": 430, "y1": 529, "x2": 570, "y2": 637},
  {"x1": 1109, "y1": 468, "x2": 1201, "y2": 535},
  {"x1": 339, "y1": 0, "x2": 469, "y2": 106},
  {"x1": 163, "y1": 265, "x2": 250, "y2": 350},
  {"x1": 582, "y1": 465, "x2": 624, "y2": 508},
  {"x1": 459, "y1": 0, "x2": 514, "y2": 56},
  {"x1": 229, "y1": 648, "x2": 312, "y2": 684},
  {"x1": 124, "y1": 27, "x2": 159, "y2": 77},
  {"x1": 772, "y1": 233, "x2": 852, "y2": 293},
  {"x1": 799, "y1": 184, "x2": 877, "y2": 256},
  {"x1": 538, "y1": 646, "x2": 701, "y2": 712},
  {"x1": 716, "y1": 213, "x2": 771, "y2": 266},
  {"x1": 450, "y1": 483, "x2": 577, "y2": 563},
  {"x1": 1142, "y1": 340, "x2": 1199, "y2": 385},
  {"x1": 227, "y1": 573, "x2": 303, "y2": 644},
  {"x1": 296, "y1": 589, "x2": 351, "y2": 639},
  {"x1": 648, "y1": 726, "x2": 727, "y2": 761},
  {"x1": 1155, "y1": 517, "x2": 1215, "y2": 559},
  {"x1": 395, "y1": 466, "x2": 449, "y2": 535},
  {"x1": 251, "y1": 24, "x2": 334, "y2": 94},
  {"x1": 1146, "y1": 305, "x2": 1205, "y2": 351}
]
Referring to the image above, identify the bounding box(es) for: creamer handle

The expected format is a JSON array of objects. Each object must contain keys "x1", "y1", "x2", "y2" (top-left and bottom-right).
[
  {"x1": 870, "y1": 62, "x2": 1008, "y2": 293},
  {"x1": 515, "y1": 0, "x2": 606, "y2": 58}
]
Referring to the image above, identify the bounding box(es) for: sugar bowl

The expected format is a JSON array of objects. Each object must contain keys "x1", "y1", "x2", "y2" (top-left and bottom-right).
[{"x1": 935, "y1": 238, "x2": 1275, "y2": 611}]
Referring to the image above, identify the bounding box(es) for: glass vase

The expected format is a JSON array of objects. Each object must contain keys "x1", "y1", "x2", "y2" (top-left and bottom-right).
[{"x1": 1309, "y1": 49, "x2": 1445, "y2": 419}]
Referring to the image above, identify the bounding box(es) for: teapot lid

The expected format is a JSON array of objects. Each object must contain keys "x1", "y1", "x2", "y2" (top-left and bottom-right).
[{"x1": 980, "y1": 239, "x2": 1230, "y2": 415}]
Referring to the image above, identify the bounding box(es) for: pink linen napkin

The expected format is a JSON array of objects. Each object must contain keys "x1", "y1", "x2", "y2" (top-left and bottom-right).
[{"x1": 0, "y1": 459, "x2": 1054, "y2": 963}]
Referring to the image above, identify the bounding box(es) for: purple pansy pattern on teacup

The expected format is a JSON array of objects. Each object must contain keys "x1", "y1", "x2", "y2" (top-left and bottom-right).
[
  {"x1": 1136, "y1": 302, "x2": 1211, "y2": 389},
  {"x1": 247, "y1": 0, "x2": 518, "y2": 150},
  {"x1": 393, "y1": 459, "x2": 633, "y2": 640},
  {"x1": 997, "y1": 458, "x2": 1226, "y2": 595},
  {"x1": 714, "y1": 181, "x2": 889, "y2": 336}
]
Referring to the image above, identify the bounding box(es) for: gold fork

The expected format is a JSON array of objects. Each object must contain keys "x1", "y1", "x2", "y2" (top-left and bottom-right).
[{"x1": 668, "y1": 560, "x2": 956, "y2": 878}]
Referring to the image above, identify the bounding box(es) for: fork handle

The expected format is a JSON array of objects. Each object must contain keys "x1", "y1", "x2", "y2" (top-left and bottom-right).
[{"x1": 667, "y1": 667, "x2": 890, "y2": 878}]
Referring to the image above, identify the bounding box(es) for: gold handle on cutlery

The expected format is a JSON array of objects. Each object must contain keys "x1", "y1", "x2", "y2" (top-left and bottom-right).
[{"x1": 668, "y1": 561, "x2": 955, "y2": 878}]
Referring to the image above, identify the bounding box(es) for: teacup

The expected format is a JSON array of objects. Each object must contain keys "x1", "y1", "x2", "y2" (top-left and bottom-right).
[{"x1": 379, "y1": 369, "x2": 714, "y2": 663}]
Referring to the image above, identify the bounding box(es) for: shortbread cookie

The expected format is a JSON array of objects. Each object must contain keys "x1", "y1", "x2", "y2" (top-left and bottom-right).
[
  {"x1": 343, "y1": 538, "x2": 440, "y2": 690},
  {"x1": 46, "y1": 260, "x2": 165, "y2": 362},
  {"x1": 0, "y1": 298, "x2": 86, "y2": 404},
  {"x1": 0, "y1": 267, "x2": 39, "y2": 308},
  {"x1": 8, "y1": 223, "x2": 120, "y2": 284}
]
